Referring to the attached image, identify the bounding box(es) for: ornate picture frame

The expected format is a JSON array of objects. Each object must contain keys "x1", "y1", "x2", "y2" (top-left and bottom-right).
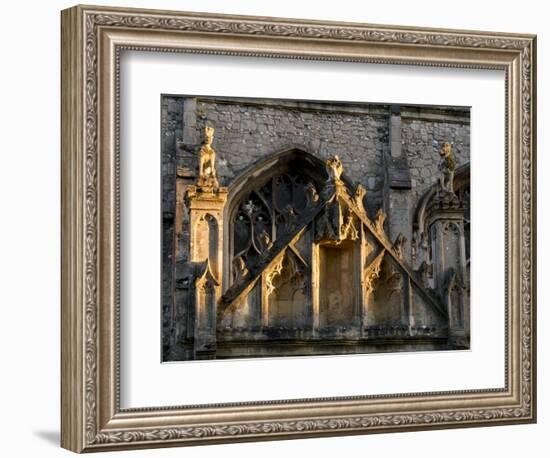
[{"x1": 61, "y1": 4, "x2": 536, "y2": 453}]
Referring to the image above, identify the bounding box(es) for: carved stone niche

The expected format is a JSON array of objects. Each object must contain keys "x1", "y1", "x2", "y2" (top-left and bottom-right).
[
  {"x1": 443, "y1": 267, "x2": 468, "y2": 348},
  {"x1": 193, "y1": 260, "x2": 219, "y2": 359},
  {"x1": 171, "y1": 260, "x2": 196, "y2": 360},
  {"x1": 264, "y1": 249, "x2": 309, "y2": 329},
  {"x1": 186, "y1": 186, "x2": 227, "y2": 278},
  {"x1": 317, "y1": 239, "x2": 360, "y2": 330},
  {"x1": 312, "y1": 158, "x2": 364, "y2": 335},
  {"x1": 412, "y1": 163, "x2": 470, "y2": 280},
  {"x1": 184, "y1": 189, "x2": 228, "y2": 358},
  {"x1": 427, "y1": 196, "x2": 469, "y2": 346}
]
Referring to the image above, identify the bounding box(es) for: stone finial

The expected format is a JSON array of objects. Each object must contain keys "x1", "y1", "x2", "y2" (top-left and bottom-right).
[
  {"x1": 438, "y1": 142, "x2": 456, "y2": 193},
  {"x1": 198, "y1": 126, "x2": 219, "y2": 188}
]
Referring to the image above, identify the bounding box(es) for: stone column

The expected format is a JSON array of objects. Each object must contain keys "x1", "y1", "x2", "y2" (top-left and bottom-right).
[
  {"x1": 310, "y1": 243, "x2": 320, "y2": 335},
  {"x1": 427, "y1": 194, "x2": 468, "y2": 347},
  {"x1": 389, "y1": 108, "x2": 402, "y2": 158},
  {"x1": 359, "y1": 226, "x2": 371, "y2": 335},
  {"x1": 383, "y1": 106, "x2": 413, "y2": 264},
  {"x1": 181, "y1": 97, "x2": 198, "y2": 148},
  {"x1": 403, "y1": 277, "x2": 415, "y2": 332},
  {"x1": 186, "y1": 185, "x2": 228, "y2": 358}
]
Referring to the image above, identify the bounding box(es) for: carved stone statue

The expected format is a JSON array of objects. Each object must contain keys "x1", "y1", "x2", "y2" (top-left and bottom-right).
[
  {"x1": 325, "y1": 155, "x2": 344, "y2": 182},
  {"x1": 198, "y1": 126, "x2": 219, "y2": 188},
  {"x1": 438, "y1": 142, "x2": 456, "y2": 193},
  {"x1": 282, "y1": 204, "x2": 298, "y2": 233}
]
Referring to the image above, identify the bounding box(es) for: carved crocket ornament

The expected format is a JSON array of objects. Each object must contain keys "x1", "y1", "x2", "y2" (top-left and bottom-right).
[
  {"x1": 198, "y1": 126, "x2": 219, "y2": 188},
  {"x1": 353, "y1": 184, "x2": 367, "y2": 215},
  {"x1": 438, "y1": 142, "x2": 456, "y2": 193},
  {"x1": 374, "y1": 208, "x2": 387, "y2": 238}
]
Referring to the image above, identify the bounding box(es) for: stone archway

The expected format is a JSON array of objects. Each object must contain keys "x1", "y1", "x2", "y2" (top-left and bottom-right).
[{"x1": 223, "y1": 148, "x2": 331, "y2": 292}]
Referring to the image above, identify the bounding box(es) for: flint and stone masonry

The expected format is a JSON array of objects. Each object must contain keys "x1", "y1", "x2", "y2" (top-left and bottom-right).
[{"x1": 161, "y1": 95, "x2": 470, "y2": 361}]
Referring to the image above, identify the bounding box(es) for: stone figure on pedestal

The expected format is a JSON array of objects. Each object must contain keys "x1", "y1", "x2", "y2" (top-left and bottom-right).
[
  {"x1": 198, "y1": 126, "x2": 219, "y2": 188},
  {"x1": 438, "y1": 142, "x2": 456, "y2": 193}
]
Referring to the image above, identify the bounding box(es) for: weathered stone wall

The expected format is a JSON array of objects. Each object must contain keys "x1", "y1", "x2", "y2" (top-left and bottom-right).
[
  {"x1": 179, "y1": 98, "x2": 392, "y2": 217},
  {"x1": 195, "y1": 101, "x2": 388, "y2": 186},
  {"x1": 170, "y1": 97, "x2": 470, "y2": 212},
  {"x1": 161, "y1": 97, "x2": 183, "y2": 348},
  {"x1": 161, "y1": 95, "x2": 470, "y2": 359},
  {"x1": 402, "y1": 115, "x2": 470, "y2": 203}
]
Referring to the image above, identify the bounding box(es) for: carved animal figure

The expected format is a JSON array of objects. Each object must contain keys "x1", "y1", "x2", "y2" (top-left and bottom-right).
[
  {"x1": 198, "y1": 126, "x2": 218, "y2": 187},
  {"x1": 438, "y1": 142, "x2": 456, "y2": 193}
]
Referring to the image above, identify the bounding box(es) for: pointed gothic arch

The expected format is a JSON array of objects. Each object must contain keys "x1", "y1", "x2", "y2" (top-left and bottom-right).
[{"x1": 223, "y1": 147, "x2": 344, "y2": 291}]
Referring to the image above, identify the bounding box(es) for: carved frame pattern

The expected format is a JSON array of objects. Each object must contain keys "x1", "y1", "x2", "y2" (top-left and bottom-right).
[{"x1": 61, "y1": 4, "x2": 536, "y2": 453}]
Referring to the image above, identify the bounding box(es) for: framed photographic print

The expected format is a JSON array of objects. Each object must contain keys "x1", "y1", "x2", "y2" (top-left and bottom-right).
[{"x1": 61, "y1": 4, "x2": 537, "y2": 453}]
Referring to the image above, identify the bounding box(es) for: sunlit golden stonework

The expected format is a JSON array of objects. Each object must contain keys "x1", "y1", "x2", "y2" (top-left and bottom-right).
[{"x1": 163, "y1": 98, "x2": 471, "y2": 361}]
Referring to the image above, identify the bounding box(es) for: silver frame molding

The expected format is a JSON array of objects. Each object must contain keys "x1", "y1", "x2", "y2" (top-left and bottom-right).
[{"x1": 61, "y1": 4, "x2": 537, "y2": 453}]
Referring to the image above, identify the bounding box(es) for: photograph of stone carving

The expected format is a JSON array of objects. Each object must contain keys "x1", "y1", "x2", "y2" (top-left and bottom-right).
[{"x1": 161, "y1": 95, "x2": 470, "y2": 361}]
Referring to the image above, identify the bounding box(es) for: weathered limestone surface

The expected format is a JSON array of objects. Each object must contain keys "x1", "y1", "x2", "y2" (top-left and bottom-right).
[
  {"x1": 161, "y1": 96, "x2": 470, "y2": 360},
  {"x1": 403, "y1": 117, "x2": 470, "y2": 202}
]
